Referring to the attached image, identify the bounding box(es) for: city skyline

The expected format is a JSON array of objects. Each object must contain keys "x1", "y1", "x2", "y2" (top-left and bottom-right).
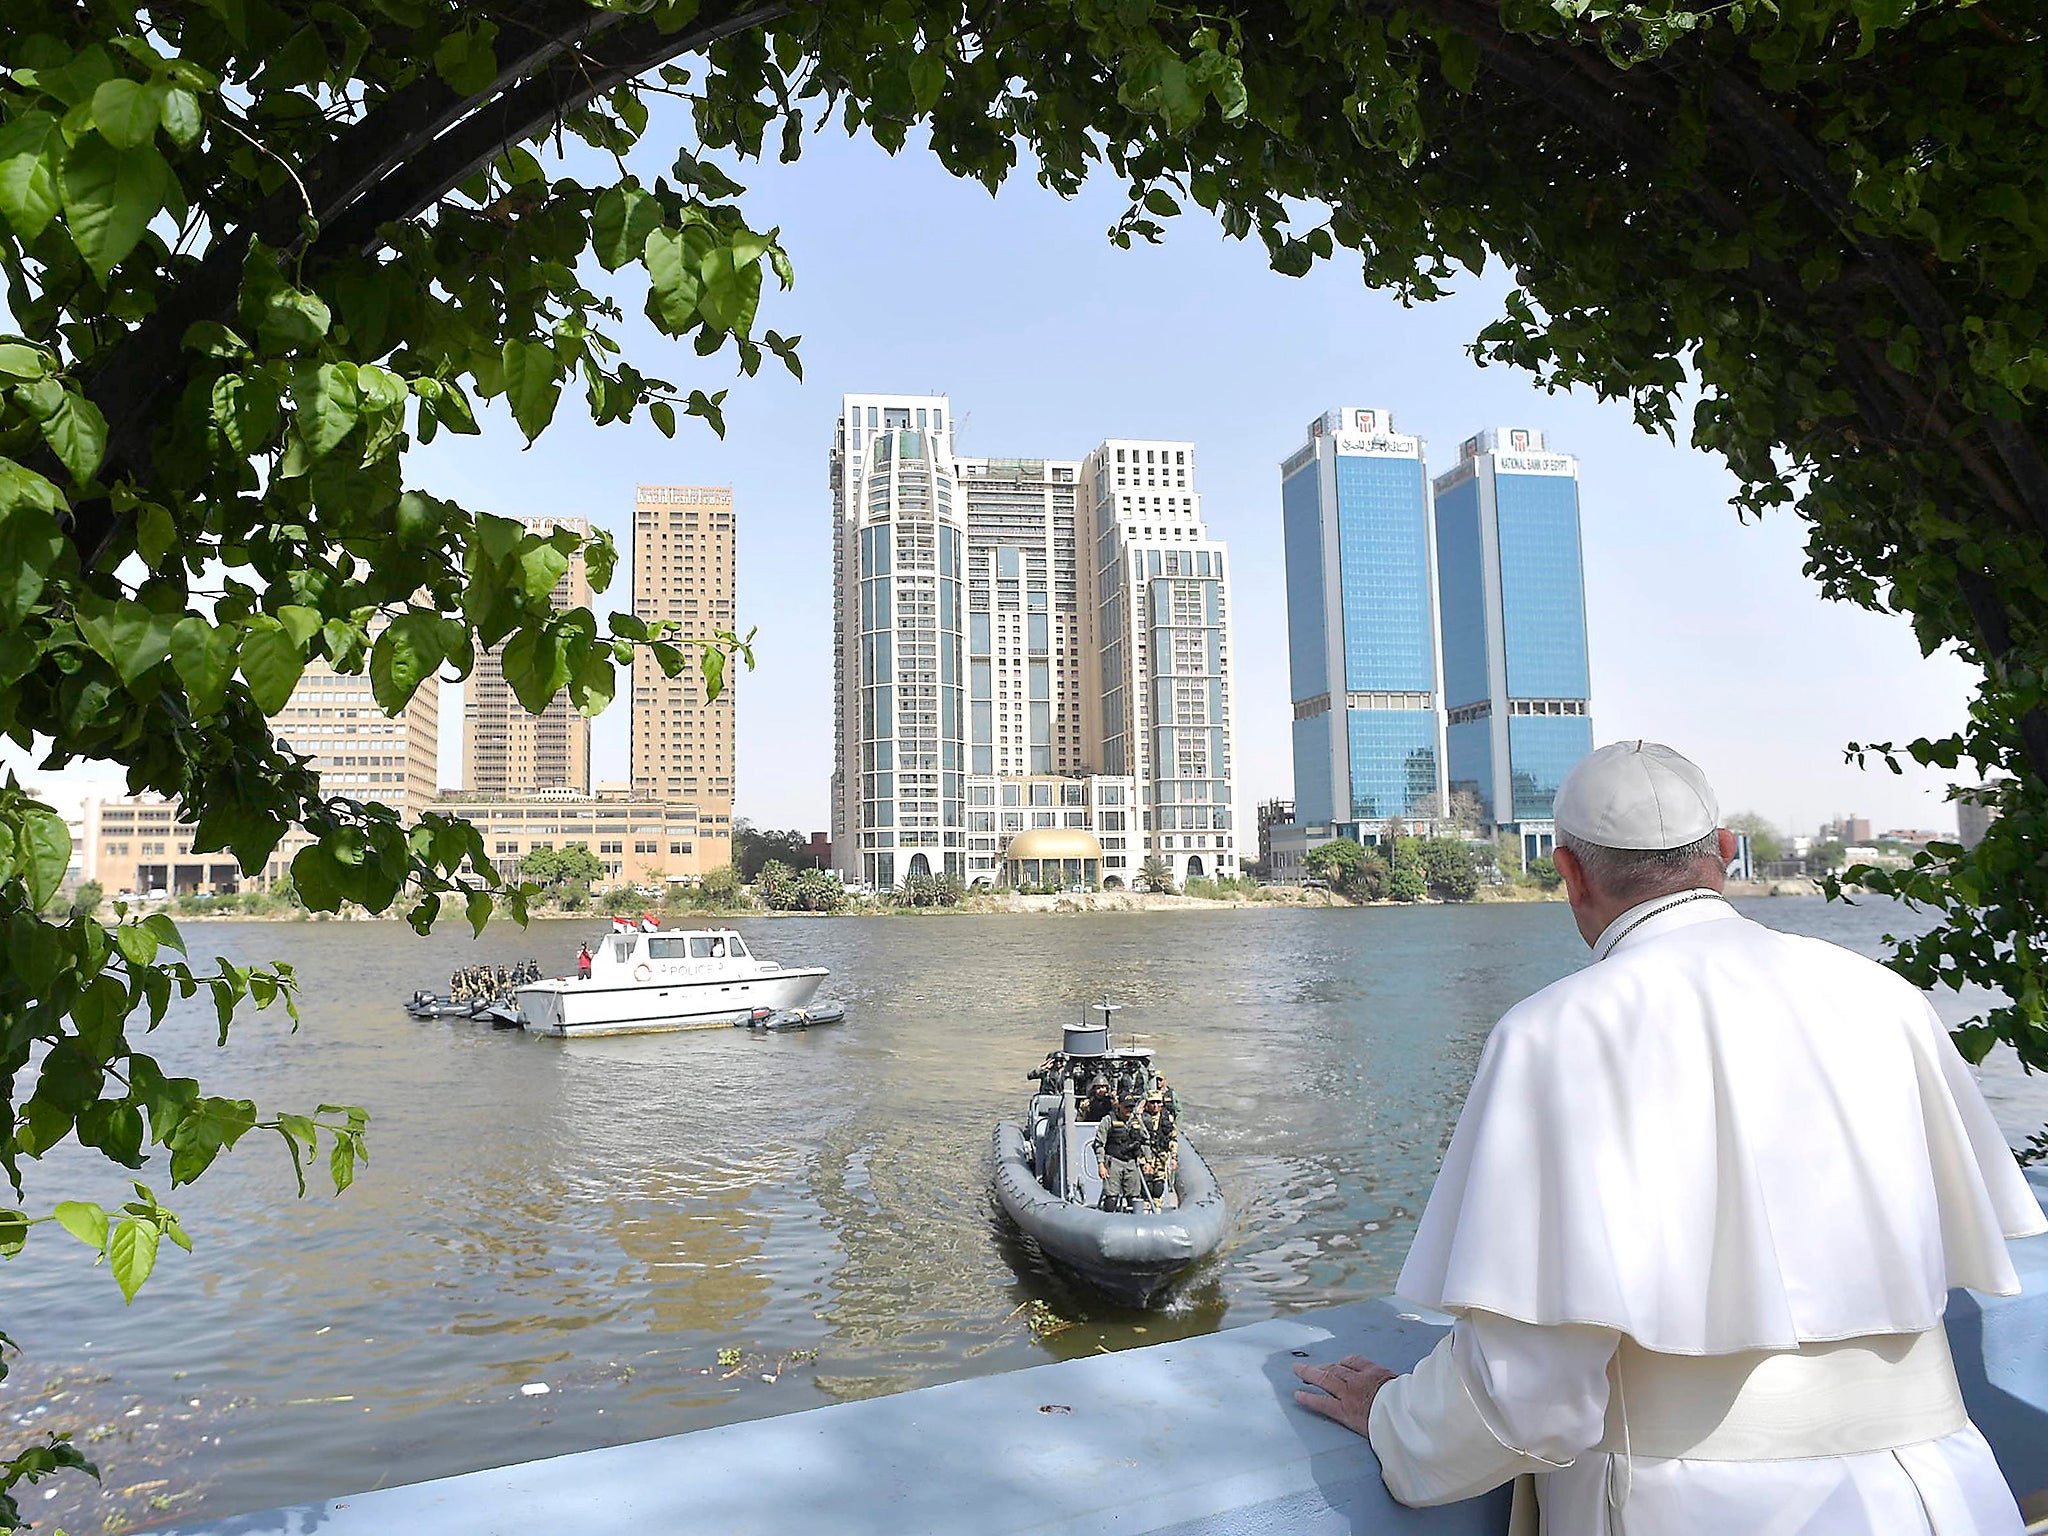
[
  {"x1": 314, "y1": 124, "x2": 2001, "y2": 842},
  {"x1": 9, "y1": 125, "x2": 1980, "y2": 839}
]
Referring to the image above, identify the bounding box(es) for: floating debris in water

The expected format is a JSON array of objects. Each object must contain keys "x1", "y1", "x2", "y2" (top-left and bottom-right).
[
  {"x1": 519, "y1": 1383, "x2": 550, "y2": 1397},
  {"x1": 1024, "y1": 1300, "x2": 1074, "y2": 1340}
]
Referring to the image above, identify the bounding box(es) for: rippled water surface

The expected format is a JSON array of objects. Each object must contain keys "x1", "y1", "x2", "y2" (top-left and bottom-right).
[{"x1": 4, "y1": 897, "x2": 2040, "y2": 1529}]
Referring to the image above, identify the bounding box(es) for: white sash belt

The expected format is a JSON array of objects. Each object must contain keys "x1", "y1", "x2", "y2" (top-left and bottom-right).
[{"x1": 1594, "y1": 1328, "x2": 1968, "y2": 1461}]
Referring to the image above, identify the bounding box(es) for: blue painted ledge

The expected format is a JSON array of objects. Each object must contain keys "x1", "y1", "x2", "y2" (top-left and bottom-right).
[{"x1": 172, "y1": 1172, "x2": 2048, "y2": 1536}]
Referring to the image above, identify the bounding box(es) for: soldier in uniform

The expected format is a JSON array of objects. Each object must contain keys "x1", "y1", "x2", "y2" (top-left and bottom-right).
[
  {"x1": 1078, "y1": 1077, "x2": 1116, "y2": 1122},
  {"x1": 1138, "y1": 1091, "x2": 1176, "y2": 1199},
  {"x1": 1094, "y1": 1099, "x2": 1149, "y2": 1212}
]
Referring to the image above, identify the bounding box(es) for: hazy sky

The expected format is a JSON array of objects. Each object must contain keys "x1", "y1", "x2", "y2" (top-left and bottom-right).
[{"x1": 22, "y1": 109, "x2": 1981, "y2": 838}]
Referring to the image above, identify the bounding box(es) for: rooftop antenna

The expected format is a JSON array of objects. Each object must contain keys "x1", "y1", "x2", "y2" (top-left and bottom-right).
[{"x1": 1091, "y1": 999, "x2": 1122, "y2": 1034}]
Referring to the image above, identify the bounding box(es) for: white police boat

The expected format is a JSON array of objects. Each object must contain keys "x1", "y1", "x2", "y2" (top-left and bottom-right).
[
  {"x1": 991, "y1": 1004, "x2": 1228, "y2": 1307},
  {"x1": 515, "y1": 925, "x2": 828, "y2": 1038}
]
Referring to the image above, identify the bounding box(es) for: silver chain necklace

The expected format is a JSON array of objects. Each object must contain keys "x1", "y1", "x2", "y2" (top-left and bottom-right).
[{"x1": 1597, "y1": 889, "x2": 1726, "y2": 961}]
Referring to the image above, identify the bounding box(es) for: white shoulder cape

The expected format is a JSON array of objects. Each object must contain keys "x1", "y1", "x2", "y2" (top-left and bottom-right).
[{"x1": 1396, "y1": 900, "x2": 2047, "y2": 1355}]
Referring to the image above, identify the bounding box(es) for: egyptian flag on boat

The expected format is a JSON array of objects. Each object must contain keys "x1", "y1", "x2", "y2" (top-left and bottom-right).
[
  {"x1": 639, "y1": 913, "x2": 660, "y2": 932},
  {"x1": 610, "y1": 917, "x2": 634, "y2": 934}
]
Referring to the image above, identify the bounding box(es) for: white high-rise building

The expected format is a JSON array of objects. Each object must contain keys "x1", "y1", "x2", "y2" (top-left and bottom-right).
[
  {"x1": 1077, "y1": 439, "x2": 1241, "y2": 885},
  {"x1": 830, "y1": 394, "x2": 967, "y2": 889},
  {"x1": 833, "y1": 404, "x2": 1241, "y2": 892},
  {"x1": 957, "y1": 455, "x2": 1086, "y2": 779}
]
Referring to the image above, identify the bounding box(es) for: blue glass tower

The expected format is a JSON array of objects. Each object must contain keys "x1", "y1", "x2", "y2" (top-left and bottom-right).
[
  {"x1": 1279, "y1": 408, "x2": 1446, "y2": 828},
  {"x1": 1433, "y1": 427, "x2": 1593, "y2": 859}
]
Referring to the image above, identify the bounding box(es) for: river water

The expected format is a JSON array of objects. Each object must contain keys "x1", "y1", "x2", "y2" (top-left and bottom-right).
[{"x1": 5, "y1": 897, "x2": 2042, "y2": 1530}]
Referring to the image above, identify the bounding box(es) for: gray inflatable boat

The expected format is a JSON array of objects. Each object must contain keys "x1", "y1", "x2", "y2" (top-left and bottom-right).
[{"x1": 991, "y1": 1008, "x2": 1228, "y2": 1307}]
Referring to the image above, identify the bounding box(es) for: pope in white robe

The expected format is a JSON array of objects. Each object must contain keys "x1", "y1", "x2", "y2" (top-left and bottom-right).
[{"x1": 1293, "y1": 741, "x2": 2048, "y2": 1535}]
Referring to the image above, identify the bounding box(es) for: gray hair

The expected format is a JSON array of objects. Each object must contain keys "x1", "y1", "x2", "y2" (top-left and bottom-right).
[{"x1": 1556, "y1": 829, "x2": 1724, "y2": 902}]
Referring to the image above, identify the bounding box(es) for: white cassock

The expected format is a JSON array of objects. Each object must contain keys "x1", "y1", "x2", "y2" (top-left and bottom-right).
[{"x1": 1367, "y1": 889, "x2": 2048, "y2": 1535}]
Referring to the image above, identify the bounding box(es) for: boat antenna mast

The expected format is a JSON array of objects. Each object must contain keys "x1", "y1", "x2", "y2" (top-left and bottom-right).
[{"x1": 1091, "y1": 998, "x2": 1121, "y2": 1048}]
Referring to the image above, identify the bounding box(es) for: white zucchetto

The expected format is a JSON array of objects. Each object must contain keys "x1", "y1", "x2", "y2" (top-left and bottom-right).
[{"x1": 1552, "y1": 740, "x2": 1719, "y2": 851}]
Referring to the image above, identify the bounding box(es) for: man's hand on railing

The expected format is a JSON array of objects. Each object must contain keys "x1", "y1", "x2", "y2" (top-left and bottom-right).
[{"x1": 1292, "y1": 1355, "x2": 1397, "y2": 1438}]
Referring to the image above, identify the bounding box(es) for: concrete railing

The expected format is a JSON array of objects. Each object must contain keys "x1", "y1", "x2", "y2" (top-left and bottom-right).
[{"x1": 170, "y1": 1172, "x2": 2048, "y2": 1535}]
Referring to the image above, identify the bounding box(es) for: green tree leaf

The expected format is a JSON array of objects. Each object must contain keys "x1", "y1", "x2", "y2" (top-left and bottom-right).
[
  {"x1": 107, "y1": 1218, "x2": 160, "y2": 1302},
  {"x1": 170, "y1": 617, "x2": 234, "y2": 718},
  {"x1": 15, "y1": 378, "x2": 109, "y2": 485},
  {"x1": 0, "y1": 343, "x2": 50, "y2": 381},
  {"x1": 501, "y1": 339, "x2": 561, "y2": 442},
  {"x1": 74, "y1": 597, "x2": 177, "y2": 688},
  {"x1": 0, "y1": 505, "x2": 67, "y2": 625},
  {"x1": 0, "y1": 113, "x2": 63, "y2": 242},
  {"x1": 59, "y1": 136, "x2": 178, "y2": 283},
  {"x1": 568, "y1": 648, "x2": 615, "y2": 715},
  {"x1": 592, "y1": 185, "x2": 660, "y2": 272},
  {"x1": 432, "y1": 21, "x2": 499, "y2": 96},
  {"x1": 643, "y1": 225, "x2": 708, "y2": 331},
  {"x1": 211, "y1": 373, "x2": 282, "y2": 454},
  {"x1": 52, "y1": 1201, "x2": 108, "y2": 1255},
  {"x1": 159, "y1": 86, "x2": 202, "y2": 149},
  {"x1": 499, "y1": 624, "x2": 569, "y2": 715},
  {"x1": 136, "y1": 503, "x2": 177, "y2": 567},
  {"x1": 329, "y1": 1132, "x2": 357, "y2": 1194},
  {"x1": 21, "y1": 808, "x2": 71, "y2": 908},
  {"x1": 235, "y1": 616, "x2": 304, "y2": 714},
  {"x1": 291, "y1": 363, "x2": 361, "y2": 459},
  {"x1": 368, "y1": 611, "x2": 445, "y2": 713},
  {"x1": 89, "y1": 78, "x2": 160, "y2": 150}
]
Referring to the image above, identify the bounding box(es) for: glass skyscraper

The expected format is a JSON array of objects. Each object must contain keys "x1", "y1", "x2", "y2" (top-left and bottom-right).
[
  {"x1": 1278, "y1": 408, "x2": 1446, "y2": 828},
  {"x1": 830, "y1": 393, "x2": 967, "y2": 890},
  {"x1": 1433, "y1": 427, "x2": 1593, "y2": 858}
]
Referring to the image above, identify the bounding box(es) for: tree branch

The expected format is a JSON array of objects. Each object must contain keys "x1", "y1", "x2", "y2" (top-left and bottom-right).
[{"x1": 69, "y1": 0, "x2": 785, "y2": 572}]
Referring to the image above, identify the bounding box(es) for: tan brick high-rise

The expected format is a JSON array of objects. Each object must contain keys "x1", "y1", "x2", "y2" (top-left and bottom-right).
[
  {"x1": 465, "y1": 516, "x2": 593, "y2": 794},
  {"x1": 631, "y1": 486, "x2": 735, "y2": 816}
]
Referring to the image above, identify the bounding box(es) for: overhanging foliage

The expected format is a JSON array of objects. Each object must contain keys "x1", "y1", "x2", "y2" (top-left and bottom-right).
[{"x1": 2, "y1": 0, "x2": 2045, "y2": 1519}]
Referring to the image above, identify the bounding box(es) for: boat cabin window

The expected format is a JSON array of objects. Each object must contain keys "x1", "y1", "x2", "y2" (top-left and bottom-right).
[
  {"x1": 611, "y1": 936, "x2": 635, "y2": 962},
  {"x1": 689, "y1": 936, "x2": 726, "y2": 959},
  {"x1": 727, "y1": 937, "x2": 749, "y2": 957},
  {"x1": 645, "y1": 936, "x2": 689, "y2": 959}
]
